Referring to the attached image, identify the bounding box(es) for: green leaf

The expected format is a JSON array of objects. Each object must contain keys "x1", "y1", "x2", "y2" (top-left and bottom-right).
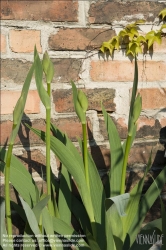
[
  {"x1": 161, "y1": 24, "x2": 166, "y2": 30},
  {"x1": 19, "y1": 196, "x2": 45, "y2": 250},
  {"x1": 105, "y1": 193, "x2": 130, "y2": 217},
  {"x1": 26, "y1": 126, "x2": 95, "y2": 224},
  {"x1": 71, "y1": 81, "x2": 86, "y2": 124},
  {"x1": 10, "y1": 63, "x2": 34, "y2": 144},
  {"x1": 58, "y1": 164, "x2": 72, "y2": 225},
  {"x1": 0, "y1": 147, "x2": 37, "y2": 207},
  {"x1": 128, "y1": 56, "x2": 138, "y2": 128},
  {"x1": 44, "y1": 208, "x2": 91, "y2": 249},
  {"x1": 118, "y1": 30, "x2": 127, "y2": 37},
  {"x1": 78, "y1": 138, "x2": 107, "y2": 249},
  {"x1": 106, "y1": 194, "x2": 130, "y2": 250},
  {"x1": 23, "y1": 232, "x2": 36, "y2": 250},
  {"x1": 136, "y1": 36, "x2": 146, "y2": 43},
  {"x1": 32, "y1": 195, "x2": 50, "y2": 223},
  {"x1": 130, "y1": 28, "x2": 139, "y2": 37},
  {"x1": 102, "y1": 105, "x2": 123, "y2": 197},
  {"x1": 86, "y1": 230, "x2": 101, "y2": 250},
  {"x1": 135, "y1": 20, "x2": 146, "y2": 24},
  {"x1": 127, "y1": 166, "x2": 166, "y2": 247},
  {"x1": 159, "y1": 8, "x2": 166, "y2": 19},
  {"x1": 41, "y1": 208, "x2": 58, "y2": 250},
  {"x1": 50, "y1": 123, "x2": 84, "y2": 171},
  {"x1": 34, "y1": 47, "x2": 50, "y2": 109},
  {"x1": 71, "y1": 194, "x2": 92, "y2": 234},
  {"x1": 122, "y1": 153, "x2": 152, "y2": 238},
  {"x1": 0, "y1": 197, "x2": 13, "y2": 250}
]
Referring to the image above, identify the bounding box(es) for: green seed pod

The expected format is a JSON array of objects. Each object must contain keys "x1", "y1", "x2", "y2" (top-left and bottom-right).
[
  {"x1": 42, "y1": 51, "x2": 50, "y2": 75},
  {"x1": 77, "y1": 89, "x2": 88, "y2": 113},
  {"x1": 46, "y1": 60, "x2": 55, "y2": 84}
]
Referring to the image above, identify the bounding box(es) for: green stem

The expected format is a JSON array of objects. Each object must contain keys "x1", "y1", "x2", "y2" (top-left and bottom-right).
[
  {"x1": 82, "y1": 123, "x2": 90, "y2": 191},
  {"x1": 5, "y1": 143, "x2": 13, "y2": 239},
  {"x1": 46, "y1": 83, "x2": 51, "y2": 212},
  {"x1": 120, "y1": 135, "x2": 131, "y2": 194}
]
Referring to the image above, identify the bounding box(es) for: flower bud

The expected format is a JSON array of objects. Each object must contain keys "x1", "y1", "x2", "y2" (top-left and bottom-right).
[
  {"x1": 46, "y1": 60, "x2": 54, "y2": 84},
  {"x1": 77, "y1": 89, "x2": 88, "y2": 113},
  {"x1": 42, "y1": 51, "x2": 50, "y2": 75}
]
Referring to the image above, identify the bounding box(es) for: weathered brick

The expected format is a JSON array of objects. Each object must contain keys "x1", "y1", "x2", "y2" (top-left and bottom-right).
[
  {"x1": 49, "y1": 28, "x2": 115, "y2": 51},
  {"x1": 52, "y1": 88, "x2": 115, "y2": 113},
  {"x1": 1, "y1": 90, "x2": 40, "y2": 115},
  {"x1": 9, "y1": 30, "x2": 42, "y2": 53},
  {"x1": 88, "y1": 1, "x2": 166, "y2": 24},
  {"x1": 128, "y1": 141, "x2": 166, "y2": 167},
  {"x1": 51, "y1": 117, "x2": 93, "y2": 141},
  {"x1": 0, "y1": 117, "x2": 93, "y2": 146},
  {"x1": 90, "y1": 60, "x2": 166, "y2": 82},
  {"x1": 0, "y1": 119, "x2": 46, "y2": 146},
  {"x1": 1, "y1": 59, "x2": 32, "y2": 84},
  {"x1": 1, "y1": 1, "x2": 78, "y2": 22},
  {"x1": 1, "y1": 58, "x2": 81, "y2": 85},
  {"x1": 90, "y1": 145, "x2": 110, "y2": 170},
  {"x1": 99, "y1": 116, "x2": 128, "y2": 140},
  {"x1": 99, "y1": 115, "x2": 166, "y2": 141},
  {"x1": 0, "y1": 34, "x2": 6, "y2": 53},
  {"x1": 17, "y1": 149, "x2": 46, "y2": 175},
  {"x1": 136, "y1": 116, "x2": 166, "y2": 139},
  {"x1": 138, "y1": 88, "x2": 166, "y2": 110},
  {"x1": 52, "y1": 59, "x2": 82, "y2": 83}
]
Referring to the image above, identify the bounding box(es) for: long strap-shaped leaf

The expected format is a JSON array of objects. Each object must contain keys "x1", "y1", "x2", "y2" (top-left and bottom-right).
[
  {"x1": 19, "y1": 196, "x2": 45, "y2": 250},
  {"x1": 43, "y1": 207, "x2": 91, "y2": 250},
  {"x1": 102, "y1": 105, "x2": 123, "y2": 197},
  {"x1": 78, "y1": 138, "x2": 107, "y2": 249},
  {"x1": 0, "y1": 147, "x2": 37, "y2": 207},
  {"x1": 125, "y1": 166, "x2": 166, "y2": 248},
  {"x1": 0, "y1": 197, "x2": 13, "y2": 250},
  {"x1": 122, "y1": 152, "x2": 152, "y2": 239},
  {"x1": 26, "y1": 126, "x2": 95, "y2": 224}
]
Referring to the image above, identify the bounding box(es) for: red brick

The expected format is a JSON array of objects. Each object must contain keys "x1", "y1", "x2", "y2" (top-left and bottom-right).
[
  {"x1": 128, "y1": 141, "x2": 166, "y2": 167},
  {"x1": 0, "y1": 34, "x2": 6, "y2": 53},
  {"x1": 99, "y1": 115, "x2": 166, "y2": 141},
  {"x1": 88, "y1": 2, "x2": 166, "y2": 24},
  {"x1": 89, "y1": 141, "x2": 166, "y2": 169},
  {"x1": 0, "y1": 119, "x2": 46, "y2": 146},
  {"x1": 51, "y1": 58, "x2": 82, "y2": 83},
  {"x1": 1, "y1": 90, "x2": 40, "y2": 115},
  {"x1": 1, "y1": 59, "x2": 32, "y2": 85},
  {"x1": 17, "y1": 149, "x2": 46, "y2": 175},
  {"x1": 90, "y1": 145, "x2": 110, "y2": 170},
  {"x1": 90, "y1": 60, "x2": 166, "y2": 82},
  {"x1": 51, "y1": 117, "x2": 93, "y2": 142},
  {"x1": 0, "y1": 117, "x2": 93, "y2": 146},
  {"x1": 136, "y1": 116, "x2": 162, "y2": 139},
  {"x1": 52, "y1": 88, "x2": 115, "y2": 113},
  {"x1": 9, "y1": 30, "x2": 42, "y2": 53},
  {"x1": 1, "y1": 1, "x2": 78, "y2": 22},
  {"x1": 49, "y1": 28, "x2": 115, "y2": 51},
  {"x1": 138, "y1": 88, "x2": 166, "y2": 110},
  {"x1": 99, "y1": 116, "x2": 128, "y2": 140}
]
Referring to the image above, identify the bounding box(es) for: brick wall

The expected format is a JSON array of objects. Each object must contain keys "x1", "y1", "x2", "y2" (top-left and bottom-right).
[{"x1": 1, "y1": 0, "x2": 166, "y2": 201}]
